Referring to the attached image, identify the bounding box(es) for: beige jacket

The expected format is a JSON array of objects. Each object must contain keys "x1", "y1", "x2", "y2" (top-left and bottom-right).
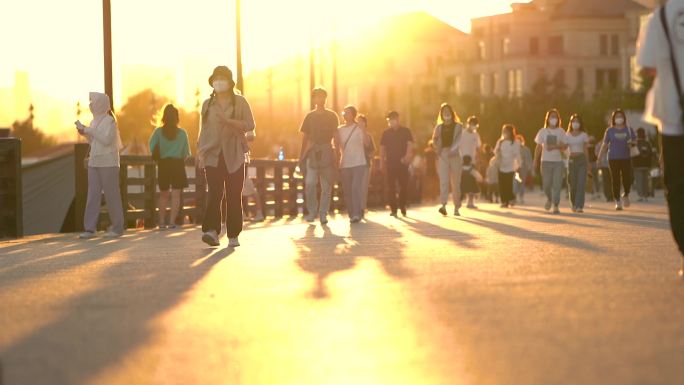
[{"x1": 197, "y1": 94, "x2": 256, "y2": 173}]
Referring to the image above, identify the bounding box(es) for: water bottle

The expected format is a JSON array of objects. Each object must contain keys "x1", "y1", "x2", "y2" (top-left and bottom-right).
[{"x1": 278, "y1": 146, "x2": 285, "y2": 161}]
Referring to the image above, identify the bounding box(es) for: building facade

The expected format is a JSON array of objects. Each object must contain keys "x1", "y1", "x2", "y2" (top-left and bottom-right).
[{"x1": 440, "y1": 0, "x2": 652, "y2": 100}]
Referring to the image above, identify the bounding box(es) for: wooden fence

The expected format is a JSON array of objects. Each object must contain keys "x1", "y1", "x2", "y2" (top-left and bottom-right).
[
  {"x1": 73, "y1": 143, "x2": 391, "y2": 230},
  {"x1": 0, "y1": 138, "x2": 23, "y2": 238}
]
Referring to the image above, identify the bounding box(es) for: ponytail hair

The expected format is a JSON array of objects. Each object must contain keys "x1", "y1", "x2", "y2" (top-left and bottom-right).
[{"x1": 161, "y1": 104, "x2": 180, "y2": 140}]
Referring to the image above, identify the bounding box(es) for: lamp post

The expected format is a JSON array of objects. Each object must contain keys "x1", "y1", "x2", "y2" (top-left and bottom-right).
[
  {"x1": 236, "y1": 0, "x2": 244, "y2": 94},
  {"x1": 103, "y1": 0, "x2": 114, "y2": 111}
]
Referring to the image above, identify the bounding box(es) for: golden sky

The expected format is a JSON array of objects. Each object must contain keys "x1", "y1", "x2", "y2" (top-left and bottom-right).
[{"x1": 0, "y1": 0, "x2": 528, "y2": 133}]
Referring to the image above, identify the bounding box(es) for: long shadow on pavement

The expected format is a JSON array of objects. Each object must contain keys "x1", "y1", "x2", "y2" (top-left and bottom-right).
[
  {"x1": 460, "y1": 217, "x2": 604, "y2": 252},
  {"x1": 0, "y1": 230, "x2": 233, "y2": 385},
  {"x1": 294, "y1": 220, "x2": 412, "y2": 299}
]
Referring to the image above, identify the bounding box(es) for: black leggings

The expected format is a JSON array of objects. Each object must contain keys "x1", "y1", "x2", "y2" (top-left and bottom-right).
[
  {"x1": 498, "y1": 171, "x2": 515, "y2": 204},
  {"x1": 202, "y1": 155, "x2": 245, "y2": 238},
  {"x1": 608, "y1": 159, "x2": 632, "y2": 200}
]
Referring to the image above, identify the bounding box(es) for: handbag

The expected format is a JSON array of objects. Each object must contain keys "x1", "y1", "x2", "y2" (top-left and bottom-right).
[
  {"x1": 627, "y1": 128, "x2": 640, "y2": 158},
  {"x1": 661, "y1": 5, "x2": 684, "y2": 125}
]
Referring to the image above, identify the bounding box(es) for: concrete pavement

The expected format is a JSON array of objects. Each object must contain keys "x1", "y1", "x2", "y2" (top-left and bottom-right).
[{"x1": 1, "y1": 192, "x2": 683, "y2": 385}]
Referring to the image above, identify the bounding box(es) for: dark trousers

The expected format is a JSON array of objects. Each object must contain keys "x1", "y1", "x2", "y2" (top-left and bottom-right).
[
  {"x1": 662, "y1": 135, "x2": 684, "y2": 255},
  {"x1": 202, "y1": 157, "x2": 245, "y2": 238},
  {"x1": 386, "y1": 164, "x2": 409, "y2": 213},
  {"x1": 600, "y1": 167, "x2": 614, "y2": 201},
  {"x1": 498, "y1": 171, "x2": 515, "y2": 204},
  {"x1": 609, "y1": 159, "x2": 632, "y2": 200}
]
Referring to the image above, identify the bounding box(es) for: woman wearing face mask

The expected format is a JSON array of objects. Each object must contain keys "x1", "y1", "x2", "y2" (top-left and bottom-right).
[
  {"x1": 431, "y1": 103, "x2": 463, "y2": 216},
  {"x1": 494, "y1": 124, "x2": 522, "y2": 208},
  {"x1": 336, "y1": 105, "x2": 370, "y2": 223},
  {"x1": 597, "y1": 109, "x2": 636, "y2": 211},
  {"x1": 197, "y1": 66, "x2": 256, "y2": 247},
  {"x1": 565, "y1": 114, "x2": 590, "y2": 213},
  {"x1": 534, "y1": 109, "x2": 569, "y2": 214},
  {"x1": 76, "y1": 92, "x2": 125, "y2": 239}
]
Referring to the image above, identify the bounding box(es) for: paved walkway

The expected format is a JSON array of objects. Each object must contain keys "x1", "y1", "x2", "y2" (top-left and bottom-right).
[{"x1": 1, "y1": 192, "x2": 683, "y2": 385}]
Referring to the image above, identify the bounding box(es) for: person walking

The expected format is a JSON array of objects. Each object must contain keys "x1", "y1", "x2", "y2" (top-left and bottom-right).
[
  {"x1": 596, "y1": 143, "x2": 614, "y2": 202},
  {"x1": 431, "y1": 103, "x2": 463, "y2": 216},
  {"x1": 587, "y1": 135, "x2": 601, "y2": 199},
  {"x1": 485, "y1": 155, "x2": 500, "y2": 204},
  {"x1": 298, "y1": 87, "x2": 340, "y2": 225},
  {"x1": 380, "y1": 111, "x2": 413, "y2": 217},
  {"x1": 633, "y1": 128, "x2": 654, "y2": 202},
  {"x1": 149, "y1": 104, "x2": 190, "y2": 230},
  {"x1": 597, "y1": 109, "x2": 637, "y2": 211},
  {"x1": 461, "y1": 155, "x2": 482, "y2": 208},
  {"x1": 637, "y1": 1, "x2": 684, "y2": 277},
  {"x1": 337, "y1": 105, "x2": 370, "y2": 223},
  {"x1": 534, "y1": 109, "x2": 568, "y2": 214},
  {"x1": 77, "y1": 92, "x2": 125, "y2": 239},
  {"x1": 494, "y1": 124, "x2": 522, "y2": 208},
  {"x1": 197, "y1": 65, "x2": 255, "y2": 248},
  {"x1": 514, "y1": 135, "x2": 533, "y2": 205},
  {"x1": 478, "y1": 143, "x2": 495, "y2": 202},
  {"x1": 565, "y1": 114, "x2": 590, "y2": 213},
  {"x1": 357, "y1": 114, "x2": 375, "y2": 218},
  {"x1": 461, "y1": 116, "x2": 482, "y2": 170}
]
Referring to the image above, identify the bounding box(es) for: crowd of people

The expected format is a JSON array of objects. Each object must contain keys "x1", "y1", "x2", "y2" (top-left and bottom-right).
[{"x1": 72, "y1": 22, "x2": 683, "y2": 276}]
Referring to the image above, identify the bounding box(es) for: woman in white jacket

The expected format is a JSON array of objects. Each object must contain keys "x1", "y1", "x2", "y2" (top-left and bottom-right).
[
  {"x1": 494, "y1": 124, "x2": 522, "y2": 208},
  {"x1": 76, "y1": 92, "x2": 125, "y2": 238},
  {"x1": 431, "y1": 103, "x2": 463, "y2": 217}
]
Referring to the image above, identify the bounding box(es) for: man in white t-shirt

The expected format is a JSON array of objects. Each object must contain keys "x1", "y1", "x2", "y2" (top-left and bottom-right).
[
  {"x1": 460, "y1": 116, "x2": 483, "y2": 164},
  {"x1": 637, "y1": 1, "x2": 684, "y2": 277}
]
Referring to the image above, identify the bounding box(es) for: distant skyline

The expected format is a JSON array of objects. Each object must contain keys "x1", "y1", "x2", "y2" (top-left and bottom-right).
[{"x1": 1, "y1": 0, "x2": 528, "y2": 135}]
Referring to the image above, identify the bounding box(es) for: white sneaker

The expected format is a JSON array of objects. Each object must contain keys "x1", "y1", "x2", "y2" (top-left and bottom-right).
[
  {"x1": 253, "y1": 213, "x2": 265, "y2": 222},
  {"x1": 103, "y1": 231, "x2": 123, "y2": 238},
  {"x1": 552, "y1": 206, "x2": 560, "y2": 214},
  {"x1": 622, "y1": 195, "x2": 631, "y2": 208},
  {"x1": 228, "y1": 237, "x2": 240, "y2": 247},
  {"x1": 202, "y1": 230, "x2": 220, "y2": 247},
  {"x1": 615, "y1": 201, "x2": 623, "y2": 211},
  {"x1": 545, "y1": 200, "x2": 552, "y2": 211},
  {"x1": 78, "y1": 231, "x2": 97, "y2": 239}
]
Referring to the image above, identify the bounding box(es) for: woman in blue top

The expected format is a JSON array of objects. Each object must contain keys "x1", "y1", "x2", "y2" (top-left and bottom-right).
[
  {"x1": 597, "y1": 109, "x2": 637, "y2": 211},
  {"x1": 149, "y1": 104, "x2": 191, "y2": 229}
]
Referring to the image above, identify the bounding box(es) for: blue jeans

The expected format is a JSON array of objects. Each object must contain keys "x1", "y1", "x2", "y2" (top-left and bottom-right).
[
  {"x1": 568, "y1": 154, "x2": 588, "y2": 209},
  {"x1": 541, "y1": 161, "x2": 565, "y2": 206}
]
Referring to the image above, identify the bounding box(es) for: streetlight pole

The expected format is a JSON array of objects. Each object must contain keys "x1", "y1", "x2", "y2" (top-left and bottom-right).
[
  {"x1": 103, "y1": 0, "x2": 114, "y2": 111},
  {"x1": 235, "y1": 0, "x2": 244, "y2": 94}
]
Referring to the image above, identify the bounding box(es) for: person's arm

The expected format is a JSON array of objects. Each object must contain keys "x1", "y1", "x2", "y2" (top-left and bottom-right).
[
  {"x1": 85, "y1": 117, "x2": 117, "y2": 146},
  {"x1": 533, "y1": 144, "x2": 542, "y2": 169},
  {"x1": 149, "y1": 128, "x2": 159, "y2": 154},
  {"x1": 333, "y1": 129, "x2": 342, "y2": 166},
  {"x1": 380, "y1": 145, "x2": 387, "y2": 173},
  {"x1": 403, "y1": 142, "x2": 414, "y2": 165},
  {"x1": 182, "y1": 131, "x2": 191, "y2": 158},
  {"x1": 597, "y1": 130, "x2": 609, "y2": 163},
  {"x1": 299, "y1": 133, "x2": 309, "y2": 168}
]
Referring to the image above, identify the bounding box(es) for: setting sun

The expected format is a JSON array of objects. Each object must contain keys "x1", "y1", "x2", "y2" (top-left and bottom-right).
[{"x1": 0, "y1": 0, "x2": 528, "y2": 137}]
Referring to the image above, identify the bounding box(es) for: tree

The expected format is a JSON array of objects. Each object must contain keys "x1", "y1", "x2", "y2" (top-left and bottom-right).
[
  {"x1": 11, "y1": 118, "x2": 56, "y2": 156},
  {"x1": 117, "y1": 89, "x2": 168, "y2": 147}
]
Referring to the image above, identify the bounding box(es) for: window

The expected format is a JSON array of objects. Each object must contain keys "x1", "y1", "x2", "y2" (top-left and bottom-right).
[
  {"x1": 548, "y1": 36, "x2": 564, "y2": 55},
  {"x1": 507, "y1": 70, "x2": 516, "y2": 98},
  {"x1": 478, "y1": 41, "x2": 486, "y2": 60},
  {"x1": 530, "y1": 37, "x2": 539, "y2": 55},
  {"x1": 515, "y1": 70, "x2": 523, "y2": 97},
  {"x1": 596, "y1": 69, "x2": 620, "y2": 90},
  {"x1": 576, "y1": 68, "x2": 585, "y2": 89},
  {"x1": 479, "y1": 73, "x2": 487, "y2": 95},
  {"x1": 502, "y1": 37, "x2": 511, "y2": 57},
  {"x1": 611, "y1": 35, "x2": 619, "y2": 56},
  {"x1": 493, "y1": 72, "x2": 501, "y2": 95},
  {"x1": 600, "y1": 34, "x2": 608, "y2": 55}
]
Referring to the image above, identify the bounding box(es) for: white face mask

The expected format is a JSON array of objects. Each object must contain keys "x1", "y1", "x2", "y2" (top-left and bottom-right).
[
  {"x1": 443, "y1": 113, "x2": 453, "y2": 122},
  {"x1": 571, "y1": 121, "x2": 581, "y2": 131},
  {"x1": 615, "y1": 117, "x2": 625, "y2": 126},
  {"x1": 212, "y1": 80, "x2": 230, "y2": 93},
  {"x1": 548, "y1": 118, "x2": 558, "y2": 127},
  {"x1": 468, "y1": 124, "x2": 478, "y2": 131}
]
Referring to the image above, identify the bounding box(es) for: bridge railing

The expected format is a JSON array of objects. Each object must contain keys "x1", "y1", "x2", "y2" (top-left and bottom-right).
[
  {"x1": 73, "y1": 143, "x2": 392, "y2": 230},
  {"x1": 0, "y1": 138, "x2": 22, "y2": 238}
]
